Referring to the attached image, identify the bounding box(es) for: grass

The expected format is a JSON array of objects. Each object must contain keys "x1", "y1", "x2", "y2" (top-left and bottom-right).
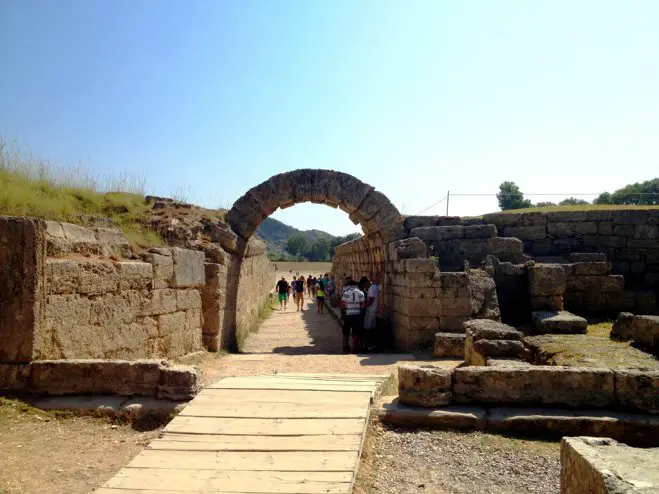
[
  {"x1": 0, "y1": 137, "x2": 163, "y2": 249},
  {"x1": 497, "y1": 204, "x2": 659, "y2": 214}
]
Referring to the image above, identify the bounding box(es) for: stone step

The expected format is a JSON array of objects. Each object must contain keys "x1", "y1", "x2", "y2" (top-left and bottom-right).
[
  {"x1": 377, "y1": 397, "x2": 659, "y2": 447},
  {"x1": 532, "y1": 310, "x2": 588, "y2": 334},
  {"x1": 433, "y1": 333, "x2": 465, "y2": 358}
]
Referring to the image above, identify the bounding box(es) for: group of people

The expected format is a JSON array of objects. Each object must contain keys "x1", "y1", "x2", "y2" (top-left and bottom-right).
[
  {"x1": 275, "y1": 273, "x2": 336, "y2": 314},
  {"x1": 339, "y1": 275, "x2": 379, "y2": 354}
]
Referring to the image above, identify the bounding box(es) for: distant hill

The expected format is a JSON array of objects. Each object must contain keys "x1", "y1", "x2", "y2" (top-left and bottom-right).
[{"x1": 257, "y1": 217, "x2": 335, "y2": 253}]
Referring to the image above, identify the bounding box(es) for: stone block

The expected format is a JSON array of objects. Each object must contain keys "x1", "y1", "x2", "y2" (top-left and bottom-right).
[
  {"x1": 630, "y1": 315, "x2": 659, "y2": 350},
  {"x1": 116, "y1": 261, "x2": 153, "y2": 290},
  {"x1": 439, "y1": 297, "x2": 471, "y2": 317},
  {"x1": 501, "y1": 225, "x2": 547, "y2": 241},
  {"x1": 433, "y1": 333, "x2": 465, "y2": 358},
  {"x1": 613, "y1": 224, "x2": 635, "y2": 236},
  {"x1": 398, "y1": 365, "x2": 452, "y2": 407},
  {"x1": 378, "y1": 399, "x2": 487, "y2": 430},
  {"x1": 144, "y1": 252, "x2": 174, "y2": 289},
  {"x1": 528, "y1": 264, "x2": 566, "y2": 296},
  {"x1": 487, "y1": 237, "x2": 525, "y2": 263},
  {"x1": 403, "y1": 216, "x2": 438, "y2": 232},
  {"x1": 147, "y1": 289, "x2": 178, "y2": 315},
  {"x1": 471, "y1": 339, "x2": 527, "y2": 360},
  {"x1": 45, "y1": 259, "x2": 80, "y2": 294},
  {"x1": 388, "y1": 237, "x2": 428, "y2": 260},
  {"x1": 561, "y1": 437, "x2": 659, "y2": 493},
  {"x1": 532, "y1": 310, "x2": 588, "y2": 334},
  {"x1": 78, "y1": 260, "x2": 120, "y2": 295},
  {"x1": 615, "y1": 370, "x2": 659, "y2": 414},
  {"x1": 548, "y1": 222, "x2": 597, "y2": 236},
  {"x1": 598, "y1": 222, "x2": 613, "y2": 235},
  {"x1": 468, "y1": 269, "x2": 500, "y2": 320},
  {"x1": 176, "y1": 289, "x2": 202, "y2": 311},
  {"x1": 61, "y1": 222, "x2": 96, "y2": 243},
  {"x1": 585, "y1": 211, "x2": 613, "y2": 221},
  {"x1": 158, "y1": 311, "x2": 186, "y2": 336},
  {"x1": 437, "y1": 225, "x2": 464, "y2": 240},
  {"x1": 583, "y1": 235, "x2": 627, "y2": 248},
  {"x1": 436, "y1": 216, "x2": 462, "y2": 226},
  {"x1": 158, "y1": 364, "x2": 199, "y2": 400},
  {"x1": 453, "y1": 366, "x2": 615, "y2": 407},
  {"x1": 394, "y1": 296, "x2": 439, "y2": 318},
  {"x1": 464, "y1": 224, "x2": 496, "y2": 239},
  {"x1": 546, "y1": 211, "x2": 588, "y2": 222},
  {"x1": 572, "y1": 262, "x2": 610, "y2": 276},
  {"x1": 612, "y1": 210, "x2": 649, "y2": 224},
  {"x1": 0, "y1": 363, "x2": 32, "y2": 391},
  {"x1": 171, "y1": 248, "x2": 205, "y2": 288},
  {"x1": 403, "y1": 258, "x2": 437, "y2": 273},
  {"x1": 31, "y1": 359, "x2": 162, "y2": 396},
  {"x1": 463, "y1": 319, "x2": 523, "y2": 341},
  {"x1": 531, "y1": 295, "x2": 564, "y2": 311}
]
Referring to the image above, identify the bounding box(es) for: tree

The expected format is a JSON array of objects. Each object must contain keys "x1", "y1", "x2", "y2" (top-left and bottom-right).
[
  {"x1": 535, "y1": 201, "x2": 556, "y2": 207},
  {"x1": 285, "y1": 235, "x2": 309, "y2": 257},
  {"x1": 558, "y1": 197, "x2": 590, "y2": 206},
  {"x1": 497, "y1": 181, "x2": 532, "y2": 210},
  {"x1": 329, "y1": 232, "x2": 362, "y2": 257},
  {"x1": 596, "y1": 178, "x2": 659, "y2": 205},
  {"x1": 306, "y1": 238, "x2": 330, "y2": 262}
]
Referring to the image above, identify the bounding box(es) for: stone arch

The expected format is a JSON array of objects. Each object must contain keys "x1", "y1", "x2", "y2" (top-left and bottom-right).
[
  {"x1": 226, "y1": 169, "x2": 404, "y2": 247},
  {"x1": 221, "y1": 169, "x2": 404, "y2": 351}
]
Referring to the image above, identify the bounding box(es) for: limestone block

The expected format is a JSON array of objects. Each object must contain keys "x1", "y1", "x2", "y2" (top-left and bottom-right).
[
  {"x1": 78, "y1": 260, "x2": 120, "y2": 295},
  {"x1": 598, "y1": 222, "x2": 613, "y2": 235},
  {"x1": 561, "y1": 437, "x2": 659, "y2": 494},
  {"x1": 31, "y1": 359, "x2": 163, "y2": 396},
  {"x1": 437, "y1": 225, "x2": 464, "y2": 240},
  {"x1": 171, "y1": 248, "x2": 205, "y2": 288},
  {"x1": 530, "y1": 295, "x2": 565, "y2": 312},
  {"x1": 46, "y1": 259, "x2": 80, "y2": 294},
  {"x1": 403, "y1": 258, "x2": 436, "y2": 273},
  {"x1": 487, "y1": 237, "x2": 525, "y2": 263},
  {"x1": 439, "y1": 297, "x2": 471, "y2": 317},
  {"x1": 585, "y1": 211, "x2": 613, "y2": 221},
  {"x1": 532, "y1": 311, "x2": 588, "y2": 334},
  {"x1": 0, "y1": 363, "x2": 32, "y2": 391},
  {"x1": 394, "y1": 297, "x2": 439, "y2": 318},
  {"x1": 630, "y1": 315, "x2": 659, "y2": 350},
  {"x1": 158, "y1": 364, "x2": 199, "y2": 400},
  {"x1": 583, "y1": 235, "x2": 627, "y2": 248},
  {"x1": 208, "y1": 222, "x2": 238, "y2": 252},
  {"x1": 89, "y1": 291, "x2": 147, "y2": 326},
  {"x1": 146, "y1": 289, "x2": 177, "y2": 315},
  {"x1": 612, "y1": 210, "x2": 649, "y2": 225},
  {"x1": 453, "y1": 366, "x2": 615, "y2": 407},
  {"x1": 144, "y1": 252, "x2": 174, "y2": 289},
  {"x1": 158, "y1": 311, "x2": 186, "y2": 336},
  {"x1": 116, "y1": 261, "x2": 153, "y2": 290},
  {"x1": 546, "y1": 211, "x2": 588, "y2": 222},
  {"x1": 61, "y1": 222, "x2": 96, "y2": 243},
  {"x1": 529, "y1": 264, "x2": 566, "y2": 296},
  {"x1": 572, "y1": 262, "x2": 611, "y2": 276},
  {"x1": 185, "y1": 308, "x2": 203, "y2": 332},
  {"x1": 433, "y1": 333, "x2": 465, "y2": 358},
  {"x1": 613, "y1": 224, "x2": 635, "y2": 236},
  {"x1": 410, "y1": 226, "x2": 439, "y2": 243},
  {"x1": 205, "y1": 262, "x2": 228, "y2": 287},
  {"x1": 438, "y1": 272, "x2": 470, "y2": 298},
  {"x1": 615, "y1": 370, "x2": 659, "y2": 414},
  {"x1": 547, "y1": 222, "x2": 597, "y2": 236},
  {"x1": 176, "y1": 289, "x2": 202, "y2": 311},
  {"x1": 159, "y1": 328, "x2": 202, "y2": 356},
  {"x1": 463, "y1": 319, "x2": 523, "y2": 341},
  {"x1": 471, "y1": 339, "x2": 527, "y2": 362},
  {"x1": 398, "y1": 365, "x2": 452, "y2": 407},
  {"x1": 501, "y1": 225, "x2": 547, "y2": 241},
  {"x1": 464, "y1": 224, "x2": 496, "y2": 239},
  {"x1": 402, "y1": 216, "x2": 437, "y2": 232},
  {"x1": 468, "y1": 269, "x2": 500, "y2": 320}
]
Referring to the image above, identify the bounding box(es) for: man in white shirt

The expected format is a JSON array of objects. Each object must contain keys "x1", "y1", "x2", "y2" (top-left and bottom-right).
[
  {"x1": 340, "y1": 280, "x2": 365, "y2": 353},
  {"x1": 362, "y1": 277, "x2": 379, "y2": 351}
]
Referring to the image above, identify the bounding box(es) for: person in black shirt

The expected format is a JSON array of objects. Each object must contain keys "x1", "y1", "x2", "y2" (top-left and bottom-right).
[
  {"x1": 275, "y1": 277, "x2": 289, "y2": 310},
  {"x1": 294, "y1": 275, "x2": 306, "y2": 311}
]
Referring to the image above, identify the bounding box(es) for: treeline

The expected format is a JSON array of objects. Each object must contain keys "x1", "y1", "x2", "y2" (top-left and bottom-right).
[
  {"x1": 497, "y1": 178, "x2": 659, "y2": 210},
  {"x1": 270, "y1": 232, "x2": 362, "y2": 262}
]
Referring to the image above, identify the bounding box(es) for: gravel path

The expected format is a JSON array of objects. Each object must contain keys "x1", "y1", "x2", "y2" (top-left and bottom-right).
[{"x1": 355, "y1": 423, "x2": 561, "y2": 494}]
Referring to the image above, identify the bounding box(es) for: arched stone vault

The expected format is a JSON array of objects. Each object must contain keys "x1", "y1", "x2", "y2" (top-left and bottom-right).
[{"x1": 226, "y1": 169, "x2": 404, "y2": 246}]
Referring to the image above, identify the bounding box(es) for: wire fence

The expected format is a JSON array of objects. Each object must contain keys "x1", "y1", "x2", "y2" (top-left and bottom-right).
[{"x1": 413, "y1": 192, "x2": 659, "y2": 216}]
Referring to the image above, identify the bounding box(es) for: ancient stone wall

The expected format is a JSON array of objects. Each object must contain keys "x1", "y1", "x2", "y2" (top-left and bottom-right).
[
  {"x1": 332, "y1": 234, "x2": 387, "y2": 302},
  {"x1": 482, "y1": 210, "x2": 659, "y2": 288}
]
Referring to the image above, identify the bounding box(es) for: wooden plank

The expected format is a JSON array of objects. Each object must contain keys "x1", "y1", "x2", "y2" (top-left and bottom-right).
[
  {"x1": 101, "y1": 469, "x2": 351, "y2": 493},
  {"x1": 164, "y1": 417, "x2": 366, "y2": 436},
  {"x1": 180, "y1": 402, "x2": 367, "y2": 419},
  {"x1": 150, "y1": 434, "x2": 362, "y2": 452},
  {"x1": 127, "y1": 450, "x2": 359, "y2": 471},
  {"x1": 206, "y1": 381, "x2": 375, "y2": 392},
  {"x1": 193, "y1": 389, "x2": 371, "y2": 404}
]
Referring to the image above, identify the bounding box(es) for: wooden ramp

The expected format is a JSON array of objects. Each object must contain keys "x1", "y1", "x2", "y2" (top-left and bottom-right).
[{"x1": 96, "y1": 373, "x2": 389, "y2": 494}]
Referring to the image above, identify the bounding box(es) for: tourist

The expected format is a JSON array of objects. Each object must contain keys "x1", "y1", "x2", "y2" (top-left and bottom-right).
[
  {"x1": 290, "y1": 276, "x2": 296, "y2": 303},
  {"x1": 327, "y1": 276, "x2": 336, "y2": 298},
  {"x1": 340, "y1": 280, "x2": 366, "y2": 353},
  {"x1": 362, "y1": 276, "x2": 379, "y2": 351},
  {"x1": 306, "y1": 274, "x2": 314, "y2": 297},
  {"x1": 275, "y1": 277, "x2": 289, "y2": 310},
  {"x1": 315, "y1": 279, "x2": 326, "y2": 314},
  {"x1": 294, "y1": 275, "x2": 305, "y2": 311}
]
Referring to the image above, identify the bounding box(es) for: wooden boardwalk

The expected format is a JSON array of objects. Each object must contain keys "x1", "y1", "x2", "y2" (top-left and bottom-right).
[{"x1": 96, "y1": 373, "x2": 388, "y2": 494}]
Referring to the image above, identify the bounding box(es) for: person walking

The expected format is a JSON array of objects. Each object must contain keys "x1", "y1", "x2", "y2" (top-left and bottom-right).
[
  {"x1": 340, "y1": 280, "x2": 366, "y2": 353},
  {"x1": 275, "y1": 277, "x2": 289, "y2": 310},
  {"x1": 294, "y1": 275, "x2": 305, "y2": 311},
  {"x1": 362, "y1": 277, "x2": 379, "y2": 351},
  {"x1": 315, "y1": 279, "x2": 326, "y2": 314},
  {"x1": 307, "y1": 275, "x2": 314, "y2": 297}
]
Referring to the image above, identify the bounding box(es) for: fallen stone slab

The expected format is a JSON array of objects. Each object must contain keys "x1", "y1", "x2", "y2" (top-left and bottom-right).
[
  {"x1": 532, "y1": 310, "x2": 588, "y2": 334},
  {"x1": 561, "y1": 437, "x2": 659, "y2": 493},
  {"x1": 398, "y1": 365, "x2": 452, "y2": 407},
  {"x1": 378, "y1": 397, "x2": 486, "y2": 430},
  {"x1": 433, "y1": 333, "x2": 465, "y2": 358},
  {"x1": 463, "y1": 319, "x2": 523, "y2": 341},
  {"x1": 30, "y1": 395, "x2": 126, "y2": 415},
  {"x1": 614, "y1": 369, "x2": 659, "y2": 414},
  {"x1": 488, "y1": 408, "x2": 659, "y2": 447},
  {"x1": 453, "y1": 366, "x2": 615, "y2": 408}
]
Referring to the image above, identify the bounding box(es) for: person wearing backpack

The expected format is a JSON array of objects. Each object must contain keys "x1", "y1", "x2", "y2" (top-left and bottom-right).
[{"x1": 340, "y1": 280, "x2": 366, "y2": 353}]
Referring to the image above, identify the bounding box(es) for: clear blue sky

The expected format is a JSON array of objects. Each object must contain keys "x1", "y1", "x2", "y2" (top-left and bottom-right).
[{"x1": 2, "y1": 0, "x2": 658, "y2": 235}]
